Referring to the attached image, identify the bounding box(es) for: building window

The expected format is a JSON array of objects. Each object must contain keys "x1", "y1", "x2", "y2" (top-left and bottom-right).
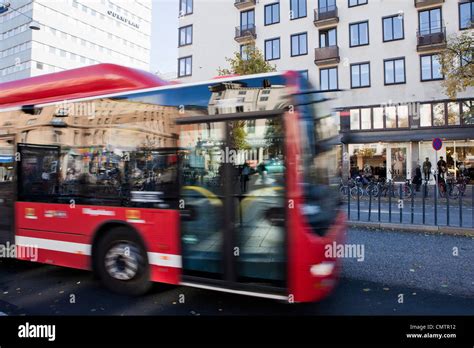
[
  {"x1": 349, "y1": 0, "x2": 367, "y2": 7},
  {"x1": 179, "y1": 0, "x2": 193, "y2": 16},
  {"x1": 350, "y1": 109, "x2": 360, "y2": 130},
  {"x1": 265, "y1": 38, "x2": 280, "y2": 61},
  {"x1": 433, "y1": 103, "x2": 446, "y2": 126},
  {"x1": 419, "y1": 8, "x2": 442, "y2": 35},
  {"x1": 290, "y1": 0, "x2": 307, "y2": 20},
  {"x1": 383, "y1": 14, "x2": 404, "y2": 42},
  {"x1": 385, "y1": 106, "x2": 396, "y2": 128},
  {"x1": 291, "y1": 32, "x2": 308, "y2": 57},
  {"x1": 398, "y1": 105, "x2": 409, "y2": 128},
  {"x1": 178, "y1": 56, "x2": 192, "y2": 77},
  {"x1": 241, "y1": 9, "x2": 255, "y2": 30},
  {"x1": 384, "y1": 58, "x2": 406, "y2": 85},
  {"x1": 319, "y1": 28, "x2": 337, "y2": 47},
  {"x1": 461, "y1": 100, "x2": 474, "y2": 125},
  {"x1": 320, "y1": 67, "x2": 338, "y2": 91},
  {"x1": 459, "y1": 1, "x2": 474, "y2": 30},
  {"x1": 265, "y1": 3, "x2": 280, "y2": 26},
  {"x1": 447, "y1": 102, "x2": 461, "y2": 126},
  {"x1": 319, "y1": 0, "x2": 336, "y2": 12},
  {"x1": 240, "y1": 44, "x2": 253, "y2": 60},
  {"x1": 350, "y1": 62, "x2": 370, "y2": 88},
  {"x1": 421, "y1": 54, "x2": 443, "y2": 81},
  {"x1": 178, "y1": 25, "x2": 192, "y2": 46},
  {"x1": 247, "y1": 119, "x2": 256, "y2": 134},
  {"x1": 420, "y1": 104, "x2": 432, "y2": 127},
  {"x1": 373, "y1": 107, "x2": 384, "y2": 129},
  {"x1": 349, "y1": 21, "x2": 369, "y2": 47},
  {"x1": 361, "y1": 108, "x2": 371, "y2": 129}
]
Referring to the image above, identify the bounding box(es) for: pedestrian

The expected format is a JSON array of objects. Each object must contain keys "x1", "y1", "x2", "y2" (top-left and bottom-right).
[
  {"x1": 437, "y1": 156, "x2": 447, "y2": 181},
  {"x1": 422, "y1": 157, "x2": 432, "y2": 183},
  {"x1": 413, "y1": 165, "x2": 422, "y2": 192}
]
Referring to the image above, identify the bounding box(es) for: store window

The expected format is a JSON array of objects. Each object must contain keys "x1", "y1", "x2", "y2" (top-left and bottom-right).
[
  {"x1": 433, "y1": 103, "x2": 445, "y2": 126},
  {"x1": 361, "y1": 108, "x2": 371, "y2": 129},
  {"x1": 420, "y1": 104, "x2": 432, "y2": 127},
  {"x1": 385, "y1": 106, "x2": 396, "y2": 128},
  {"x1": 447, "y1": 102, "x2": 460, "y2": 126},
  {"x1": 398, "y1": 105, "x2": 409, "y2": 128},
  {"x1": 373, "y1": 107, "x2": 384, "y2": 129},
  {"x1": 350, "y1": 109, "x2": 360, "y2": 130},
  {"x1": 461, "y1": 100, "x2": 474, "y2": 125}
]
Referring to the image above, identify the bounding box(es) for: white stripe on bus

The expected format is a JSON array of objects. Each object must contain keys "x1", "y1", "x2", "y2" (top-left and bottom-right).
[
  {"x1": 15, "y1": 236, "x2": 182, "y2": 268},
  {"x1": 180, "y1": 282, "x2": 289, "y2": 301}
]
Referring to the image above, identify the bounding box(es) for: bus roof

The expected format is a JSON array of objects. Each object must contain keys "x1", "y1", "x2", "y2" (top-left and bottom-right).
[{"x1": 0, "y1": 64, "x2": 169, "y2": 109}]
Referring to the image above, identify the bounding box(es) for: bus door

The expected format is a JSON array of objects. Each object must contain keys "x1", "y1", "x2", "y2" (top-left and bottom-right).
[
  {"x1": 0, "y1": 137, "x2": 15, "y2": 243},
  {"x1": 177, "y1": 113, "x2": 286, "y2": 290}
]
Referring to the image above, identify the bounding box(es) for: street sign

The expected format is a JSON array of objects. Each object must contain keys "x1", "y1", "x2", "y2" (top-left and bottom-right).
[{"x1": 432, "y1": 137, "x2": 443, "y2": 151}]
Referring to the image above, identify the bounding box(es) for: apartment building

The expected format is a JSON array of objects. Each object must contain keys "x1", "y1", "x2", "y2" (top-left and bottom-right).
[
  {"x1": 177, "y1": 0, "x2": 474, "y2": 182},
  {"x1": 0, "y1": 0, "x2": 152, "y2": 82}
]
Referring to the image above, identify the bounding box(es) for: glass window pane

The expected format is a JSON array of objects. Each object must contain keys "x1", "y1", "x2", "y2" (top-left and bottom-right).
[
  {"x1": 329, "y1": 68, "x2": 337, "y2": 89},
  {"x1": 361, "y1": 108, "x2": 371, "y2": 129},
  {"x1": 386, "y1": 106, "x2": 396, "y2": 128},
  {"x1": 274, "y1": 39, "x2": 280, "y2": 58},
  {"x1": 431, "y1": 9, "x2": 441, "y2": 32},
  {"x1": 420, "y1": 104, "x2": 432, "y2": 127},
  {"x1": 393, "y1": 16, "x2": 403, "y2": 39},
  {"x1": 460, "y1": 3, "x2": 471, "y2": 29},
  {"x1": 385, "y1": 61, "x2": 394, "y2": 84},
  {"x1": 398, "y1": 105, "x2": 409, "y2": 127},
  {"x1": 421, "y1": 56, "x2": 431, "y2": 80},
  {"x1": 419, "y1": 11, "x2": 430, "y2": 34},
  {"x1": 350, "y1": 24, "x2": 358, "y2": 46},
  {"x1": 461, "y1": 101, "x2": 474, "y2": 125},
  {"x1": 320, "y1": 69, "x2": 329, "y2": 90},
  {"x1": 383, "y1": 18, "x2": 392, "y2": 41},
  {"x1": 300, "y1": 34, "x2": 307, "y2": 54},
  {"x1": 373, "y1": 107, "x2": 384, "y2": 129},
  {"x1": 320, "y1": 33, "x2": 327, "y2": 47},
  {"x1": 351, "y1": 65, "x2": 360, "y2": 87},
  {"x1": 433, "y1": 103, "x2": 445, "y2": 126},
  {"x1": 447, "y1": 102, "x2": 460, "y2": 126},
  {"x1": 361, "y1": 64, "x2": 369, "y2": 86},
  {"x1": 350, "y1": 109, "x2": 360, "y2": 130},
  {"x1": 299, "y1": 0, "x2": 306, "y2": 17},
  {"x1": 395, "y1": 59, "x2": 405, "y2": 83},
  {"x1": 432, "y1": 55, "x2": 442, "y2": 79},
  {"x1": 360, "y1": 22, "x2": 368, "y2": 44},
  {"x1": 328, "y1": 29, "x2": 336, "y2": 46}
]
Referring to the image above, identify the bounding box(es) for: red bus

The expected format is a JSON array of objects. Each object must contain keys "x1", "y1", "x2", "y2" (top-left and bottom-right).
[{"x1": 0, "y1": 64, "x2": 345, "y2": 302}]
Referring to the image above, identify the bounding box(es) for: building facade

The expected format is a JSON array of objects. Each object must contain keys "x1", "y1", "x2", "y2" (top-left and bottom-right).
[
  {"x1": 0, "y1": 0, "x2": 152, "y2": 82},
  {"x1": 177, "y1": 0, "x2": 474, "y2": 182}
]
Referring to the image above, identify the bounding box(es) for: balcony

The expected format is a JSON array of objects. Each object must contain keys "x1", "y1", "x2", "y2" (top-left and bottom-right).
[
  {"x1": 417, "y1": 27, "x2": 447, "y2": 52},
  {"x1": 234, "y1": 0, "x2": 256, "y2": 10},
  {"x1": 235, "y1": 25, "x2": 256, "y2": 43},
  {"x1": 313, "y1": 6, "x2": 339, "y2": 28},
  {"x1": 314, "y1": 46, "x2": 340, "y2": 66},
  {"x1": 414, "y1": 0, "x2": 445, "y2": 8}
]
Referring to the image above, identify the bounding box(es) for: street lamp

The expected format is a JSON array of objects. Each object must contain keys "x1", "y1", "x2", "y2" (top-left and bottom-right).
[{"x1": 0, "y1": 2, "x2": 41, "y2": 30}]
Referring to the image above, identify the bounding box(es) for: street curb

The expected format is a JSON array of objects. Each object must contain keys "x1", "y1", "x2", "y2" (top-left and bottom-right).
[{"x1": 348, "y1": 221, "x2": 474, "y2": 237}]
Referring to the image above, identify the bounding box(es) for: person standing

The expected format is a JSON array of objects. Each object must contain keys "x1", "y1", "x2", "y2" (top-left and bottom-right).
[
  {"x1": 437, "y1": 156, "x2": 447, "y2": 181},
  {"x1": 422, "y1": 157, "x2": 432, "y2": 183},
  {"x1": 413, "y1": 165, "x2": 422, "y2": 192}
]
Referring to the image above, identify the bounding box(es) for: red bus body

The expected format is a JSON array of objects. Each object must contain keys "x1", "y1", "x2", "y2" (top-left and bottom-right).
[{"x1": 0, "y1": 64, "x2": 345, "y2": 302}]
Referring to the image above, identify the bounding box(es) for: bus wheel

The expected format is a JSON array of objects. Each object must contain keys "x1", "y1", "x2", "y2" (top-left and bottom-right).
[{"x1": 95, "y1": 227, "x2": 151, "y2": 296}]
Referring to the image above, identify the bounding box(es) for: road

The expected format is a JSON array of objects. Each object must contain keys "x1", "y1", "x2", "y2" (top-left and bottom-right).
[{"x1": 0, "y1": 227, "x2": 472, "y2": 315}]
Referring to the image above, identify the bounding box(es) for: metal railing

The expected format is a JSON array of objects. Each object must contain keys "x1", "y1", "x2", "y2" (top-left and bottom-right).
[
  {"x1": 235, "y1": 25, "x2": 256, "y2": 40},
  {"x1": 341, "y1": 178, "x2": 474, "y2": 228},
  {"x1": 314, "y1": 5, "x2": 338, "y2": 22},
  {"x1": 417, "y1": 26, "x2": 446, "y2": 47}
]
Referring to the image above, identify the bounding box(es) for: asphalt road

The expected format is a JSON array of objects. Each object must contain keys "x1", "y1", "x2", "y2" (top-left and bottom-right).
[{"x1": 0, "y1": 227, "x2": 472, "y2": 316}]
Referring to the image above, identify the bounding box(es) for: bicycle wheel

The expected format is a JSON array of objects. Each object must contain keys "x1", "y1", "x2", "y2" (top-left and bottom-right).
[
  {"x1": 366, "y1": 185, "x2": 379, "y2": 197},
  {"x1": 449, "y1": 186, "x2": 459, "y2": 199},
  {"x1": 350, "y1": 186, "x2": 363, "y2": 200}
]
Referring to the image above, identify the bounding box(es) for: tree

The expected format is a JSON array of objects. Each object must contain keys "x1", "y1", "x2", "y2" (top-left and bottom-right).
[
  {"x1": 217, "y1": 46, "x2": 276, "y2": 76},
  {"x1": 439, "y1": 31, "x2": 474, "y2": 99}
]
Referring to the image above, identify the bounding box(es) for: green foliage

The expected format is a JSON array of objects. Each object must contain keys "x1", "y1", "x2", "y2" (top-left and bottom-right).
[
  {"x1": 217, "y1": 46, "x2": 276, "y2": 76},
  {"x1": 439, "y1": 31, "x2": 474, "y2": 99}
]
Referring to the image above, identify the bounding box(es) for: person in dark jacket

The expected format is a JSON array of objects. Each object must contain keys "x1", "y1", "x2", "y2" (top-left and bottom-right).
[{"x1": 413, "y1": 165, "x2": 422, "y2": 192}]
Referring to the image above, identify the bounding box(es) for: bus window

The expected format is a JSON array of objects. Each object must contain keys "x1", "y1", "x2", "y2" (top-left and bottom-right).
[
  {"x1": 229, "y1": 117, "x2": 286, "y2": 286},
  {"x1": 179, "y1": 122, "x2": 226, "y2": 279}
]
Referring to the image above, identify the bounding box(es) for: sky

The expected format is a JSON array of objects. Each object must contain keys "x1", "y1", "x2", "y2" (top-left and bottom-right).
[{"x1": 150, "y1": 0, "x2": 178, "y2": 76}]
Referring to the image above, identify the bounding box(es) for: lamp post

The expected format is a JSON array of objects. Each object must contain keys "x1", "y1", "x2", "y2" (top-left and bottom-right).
[{"x1": 0, "y1": 2, "x2": 41, "y2": 30}]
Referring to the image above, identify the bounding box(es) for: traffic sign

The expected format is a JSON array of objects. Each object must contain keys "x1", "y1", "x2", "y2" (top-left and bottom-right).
[{"x1": 432, "y1": 137, "x2": 443, "y2": 151}]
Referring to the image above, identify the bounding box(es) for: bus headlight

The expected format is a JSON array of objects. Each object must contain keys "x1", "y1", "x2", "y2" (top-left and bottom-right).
[{"x1": 310, "y1": 261, "x2": 335, "y2": 276}]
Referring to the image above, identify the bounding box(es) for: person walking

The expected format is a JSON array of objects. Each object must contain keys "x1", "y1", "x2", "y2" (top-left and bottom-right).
[{"x1": 422, "y1": 157, "x2": 432, "y2": 183}]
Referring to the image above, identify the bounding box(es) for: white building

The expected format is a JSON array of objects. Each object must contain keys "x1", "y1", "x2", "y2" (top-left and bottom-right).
[
  {"x1": 0, "y1": 0, "x2": 151, "y2": 82},
  {"x1": 178, "y1": 0, "x2": 474, "y2": 182}
]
